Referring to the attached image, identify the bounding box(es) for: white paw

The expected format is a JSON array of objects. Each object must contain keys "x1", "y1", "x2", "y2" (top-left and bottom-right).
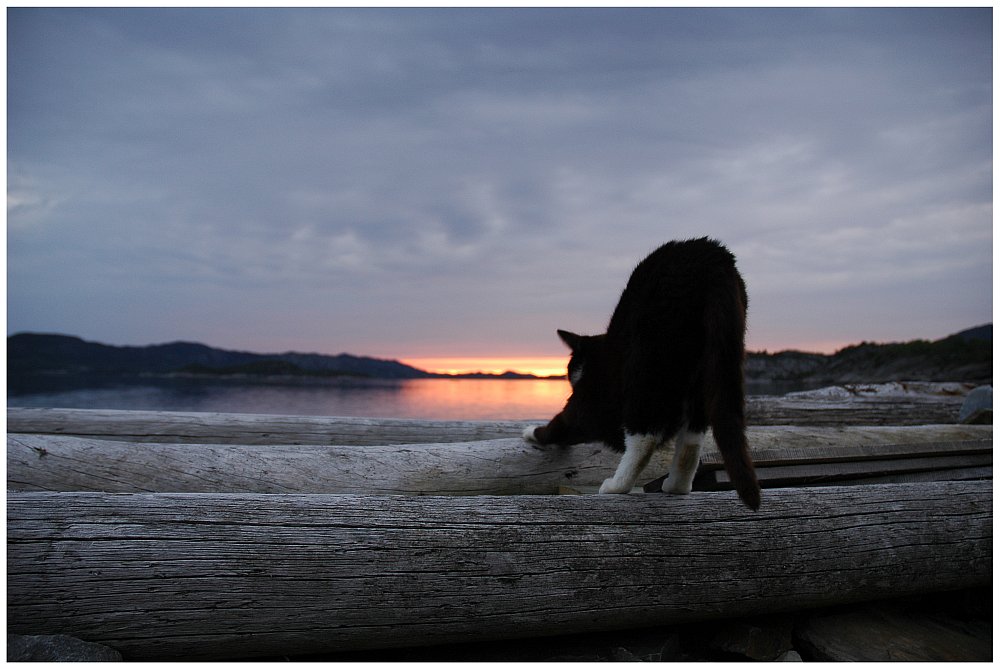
[
  {"x1": 599, "y1": 478, "x2": 632, "y2": 494},
  {"x1": 522, "y1": 425, "x2": 541, "y2": 444},
  {"x1": 661, "y1": 476, "x2": 693, "y2": 495}
]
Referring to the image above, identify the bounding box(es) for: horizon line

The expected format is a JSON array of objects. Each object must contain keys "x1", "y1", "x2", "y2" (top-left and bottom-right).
[{"x1": 8, "y1": 326, "x2": 989, "y2": 378}]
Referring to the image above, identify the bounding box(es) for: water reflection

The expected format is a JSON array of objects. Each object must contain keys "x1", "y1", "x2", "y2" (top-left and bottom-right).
[
  {"x1": 9, "y1": 376, "x2": 812, "y2": 420},
  {"x1": 7, "y1": 377, "x2": 572, "y2": 421}
]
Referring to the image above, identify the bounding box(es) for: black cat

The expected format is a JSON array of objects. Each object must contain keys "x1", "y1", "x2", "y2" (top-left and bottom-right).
[{"x1": 523, "y1": 237, "x2": 761, "y2": 510}]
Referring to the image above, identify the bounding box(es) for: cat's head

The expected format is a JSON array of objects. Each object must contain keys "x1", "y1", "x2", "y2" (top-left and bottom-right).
[{"x1": 557, "y1": 329, "x2": 606, "y2": 389}]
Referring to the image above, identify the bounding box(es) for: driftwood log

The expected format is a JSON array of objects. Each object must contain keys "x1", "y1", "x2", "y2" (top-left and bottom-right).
[
  {"x1": 6, "y1": 390, "x2": 967, "y2": 447},
  {"x1": 6, "y1": 407, "x2": 521, "y2": 445},
  {"x1": 7, "y1": 408, "x2": 990, "y2": 660},
  {"x1": 7, "y1": 481, "x2": 991, "y2": 661},
  {"x1": 8, "y1": 425, "x2": 992, "y2": 495},
  {"x1": 745, "y1": 391, "x2": 967, "y2": 426}
]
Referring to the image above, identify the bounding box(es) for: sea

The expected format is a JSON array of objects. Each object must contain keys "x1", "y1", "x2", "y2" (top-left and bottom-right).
[{"x1": 7, "y1": 375, "x2": 805, "y2": 421}]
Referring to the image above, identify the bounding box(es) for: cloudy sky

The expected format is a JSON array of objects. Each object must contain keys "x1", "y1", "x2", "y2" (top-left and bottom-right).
[{"x1": 7, "y1": 8, "x2": 992, "y2": 371}]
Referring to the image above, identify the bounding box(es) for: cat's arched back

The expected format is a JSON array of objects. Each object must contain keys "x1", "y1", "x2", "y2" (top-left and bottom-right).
[{"x1": 524, "y1": 237, "x2": 760, "y2": 509}]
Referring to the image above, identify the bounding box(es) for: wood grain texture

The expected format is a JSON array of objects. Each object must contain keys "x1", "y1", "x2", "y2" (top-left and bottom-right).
[
  {"x1": 6, "y1": 408, "x2": 526, "y2": 445},
  {"x1": 747, "y1": 394, "x2": 964, "y2": 425},
  {"x1": 7, "y1": 481, "x2": 991, "y2": 660},
  {"x1": 696, "y1": 451, "x2": 992, "y2": 488},
  {"x1": 8, "y1": 395, "x2": 969, "y2": 448},
  {"x1": 8, "y1": 427, "x2": 992, "y2": 495},
  {"x1": 6, "y1": 435, "x2": 628, "y2": 495},
  {"x1": 698, "y1": 430, "x2": 994, "y2": 467},
  {"x1": 795, "y1": 606, "x2": 994, "y2": 661}
]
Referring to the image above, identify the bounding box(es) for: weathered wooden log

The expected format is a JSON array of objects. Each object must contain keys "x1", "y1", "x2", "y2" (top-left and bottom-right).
[
  {"x1": 692, "y1": 434, "x2": 993, "y2": 491},
  {"x1": 745, "y1": 391, "x2": 967, "y2": 426},
  {"x1": 8, "y1": 426, "x2": 992, "y2": 494},
  {"x1": 694, "y1": 449, "x2": 992, "y2": 490},
  {"x1": 7, "y1": 393, "x2": 969, "y2": 447},
  {"x1": 6, "y1": 407, "x2": 524, "y2": 444},
  {"x1": 6, "y1": 435, "x2": 618, "y2": 495},
  {"x1": 7, "y1": 482, "x2": 991, "y2": 661},
  {"x1": 794, "y1": 602, "x2": 994, "y2": 661}
]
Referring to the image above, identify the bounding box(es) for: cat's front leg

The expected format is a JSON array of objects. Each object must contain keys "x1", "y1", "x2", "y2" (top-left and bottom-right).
[
  {"x1": 662, "y1": 429, "x2": 704, "y2": 495},
  {"x1": 599, "y1": 432, "x2": 659, "y2": 494},
  {"x1": 522, "y1": 412, "x2": 576, "y2": 447}
]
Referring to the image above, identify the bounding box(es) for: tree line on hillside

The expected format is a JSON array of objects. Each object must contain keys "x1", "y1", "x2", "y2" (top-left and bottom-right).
[{"x1": 7, "y1": 324, "x2": 992, "y2": 387}]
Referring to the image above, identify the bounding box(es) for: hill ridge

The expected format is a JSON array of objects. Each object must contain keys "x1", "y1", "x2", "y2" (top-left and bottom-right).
[
  {"x1": 7, "y1": 324, "x2": 992, "y2": 385},
  {"x1": 6, "y1": 333, "x2": 540, "y2": 380}
]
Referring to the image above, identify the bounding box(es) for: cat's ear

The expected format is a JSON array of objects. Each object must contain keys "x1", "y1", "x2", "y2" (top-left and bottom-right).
[{"x1": 557, "y1": 329, "x2": 582, "y2": 351}]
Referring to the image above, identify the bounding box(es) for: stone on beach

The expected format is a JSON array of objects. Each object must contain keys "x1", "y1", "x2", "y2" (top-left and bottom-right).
[{"x1": 959, "y1": 385, "x2": 992, "y2": 423}]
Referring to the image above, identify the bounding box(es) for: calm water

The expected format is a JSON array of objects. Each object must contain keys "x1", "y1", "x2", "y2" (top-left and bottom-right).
[
  {"x1": 7, "y1": 377, "x2": 571, "y2": 421},
  {"x1": 8, "y1": 376, "x2": 803, "y2": 421}
]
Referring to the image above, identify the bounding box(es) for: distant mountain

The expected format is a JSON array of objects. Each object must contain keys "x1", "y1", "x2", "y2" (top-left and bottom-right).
[
  {"x1": 8, "y1": 324, "x2": 992, "y2": 392},
  {"x1": 948, "y1": 324, "x2": 992, "y2": 342},
  {"x1": 7, "y1": 333, "x2": 433, "y2": 380},
  {"x1": 746, "y1": 324, "x2": 992, "y2": 385}
]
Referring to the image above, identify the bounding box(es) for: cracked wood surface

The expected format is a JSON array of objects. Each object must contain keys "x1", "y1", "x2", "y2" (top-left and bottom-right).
[
  {"x1": 8, "y1": 425, "x2": 992, "y2": 494},
  {"x1": 7, "y1": 481, "x2": 991, "y2": 661},
  {"x1": 7, "y1": 394, "x2": 967, "y2": 447},
  {"x1": 7, "y1": 435, "x2": 612, "y2": 495},
  {"x1": 7, "y1": 408, "x2": 525, "y2": 445}
]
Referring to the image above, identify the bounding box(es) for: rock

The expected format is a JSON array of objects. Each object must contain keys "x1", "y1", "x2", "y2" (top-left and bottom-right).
[
  {"x1": 610, "y1": 646, "x2": 640, "y2": 661},
  {"x1": 543, "y1": 652, "x2": 604, "y2": 662},
  {"x1": 776, "y1": 650, "x2": 803, "y2": 661},
  {"x1": 707, "y1": 617, "x2": 793, "y2": 660},
  {"x1": 8, "y1": 634, "x2": 123, "y2": 661},
  {"x1": 959, "y1": 385, "x2": 992, "y2": 424},
  {"x1": 599, "y1": 629, "x2": 681, "y2": 661},
  {"x1": 794, "y1": 605, "x2": 992, "y2": 661}
]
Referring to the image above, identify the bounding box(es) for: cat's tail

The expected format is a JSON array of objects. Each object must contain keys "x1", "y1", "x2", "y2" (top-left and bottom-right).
[{"x1": 703, "y1": 275, "x2": 761, "y2": 510}]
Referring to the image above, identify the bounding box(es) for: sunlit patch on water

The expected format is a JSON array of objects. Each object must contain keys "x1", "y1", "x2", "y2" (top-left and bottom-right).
[{"x1": 7, "y1": 377, "x2": 573, "y2": 421}]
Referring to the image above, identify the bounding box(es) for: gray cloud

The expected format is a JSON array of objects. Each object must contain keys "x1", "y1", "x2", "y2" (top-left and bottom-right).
[{"x1": 7, "y1": 8, "x2": 991, "y2": 356}]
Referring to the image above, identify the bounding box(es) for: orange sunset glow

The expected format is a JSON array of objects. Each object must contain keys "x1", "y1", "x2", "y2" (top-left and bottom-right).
[{"x1": 401, "y1": 357, "x2": 569, "y2": 378}]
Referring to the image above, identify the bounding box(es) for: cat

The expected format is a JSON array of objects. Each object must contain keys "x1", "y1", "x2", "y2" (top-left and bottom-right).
[{"x1": 523, "y1": 237, "x2": 761, "y2": 510}]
